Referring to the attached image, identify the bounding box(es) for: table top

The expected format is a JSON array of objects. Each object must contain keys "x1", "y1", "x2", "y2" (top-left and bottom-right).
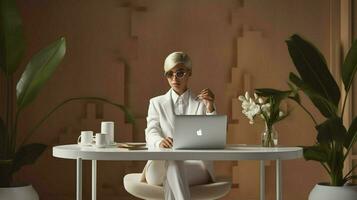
[{"x1": 52, "y1": 144, "x2": 303, "y2": 161}]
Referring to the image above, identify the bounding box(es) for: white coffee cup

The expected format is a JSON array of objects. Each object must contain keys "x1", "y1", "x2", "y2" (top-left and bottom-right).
[
  {"x1": 95, "y1": 133, "x2": 108, "y2": 148},
  {"x1": 101, "y1": 121, "x2": 114, "y2": 144},
  {"x1": 77, "y1": 131, "x2": 94, "y2": 146}
]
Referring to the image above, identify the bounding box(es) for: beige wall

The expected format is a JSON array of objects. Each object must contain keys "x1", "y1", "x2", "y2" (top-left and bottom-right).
[{"x1": 3, "y1": 0, "x2": 335, "y2": 199}]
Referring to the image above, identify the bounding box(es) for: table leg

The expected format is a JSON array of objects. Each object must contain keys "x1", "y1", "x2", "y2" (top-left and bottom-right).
[
  {"x1": 76, "y1": 158, "x2": 82, "y2": 200},
  {"x1": 260, "y1": 160, "x2": 265, "y2": 200},
  {"x1": 276, "y1": 159, "x2": 282, "y2": 200},
  {"x1": 92, "y1": 160, "x2": 97, "y2": 200}
]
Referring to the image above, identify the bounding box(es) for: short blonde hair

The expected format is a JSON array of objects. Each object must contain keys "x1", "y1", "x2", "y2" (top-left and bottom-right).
[{"x1": 164, "y1": 52, "x2": 192, "y2": 73}]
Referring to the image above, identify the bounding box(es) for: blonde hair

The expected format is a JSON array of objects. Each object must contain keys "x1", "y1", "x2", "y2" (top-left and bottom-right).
[{"x1": 164, "y1": 52, "x2": 192, "y2": 73}]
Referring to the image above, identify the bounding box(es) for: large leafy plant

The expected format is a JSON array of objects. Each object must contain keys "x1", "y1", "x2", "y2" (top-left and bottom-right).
[
  {"x1": 0, "y1": 0, "x2": 133, "y2": 187},
  {"x1": 256, "y1": 34, "x2": 357, "y2": 186}
]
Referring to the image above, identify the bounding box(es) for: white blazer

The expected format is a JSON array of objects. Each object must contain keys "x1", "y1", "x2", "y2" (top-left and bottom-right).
[{"x1": 142, "y1": 89, "x2": 216, "y2": 182}]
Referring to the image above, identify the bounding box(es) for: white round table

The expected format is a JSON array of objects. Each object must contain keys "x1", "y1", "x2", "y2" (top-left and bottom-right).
[{"x1": 53, "y1": 144, "x2": 303, "y2": 200}]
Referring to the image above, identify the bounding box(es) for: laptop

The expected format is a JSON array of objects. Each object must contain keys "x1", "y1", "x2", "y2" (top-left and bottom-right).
[{"x1": 172, "y1": 115, "x2": 227, "y2": 149}]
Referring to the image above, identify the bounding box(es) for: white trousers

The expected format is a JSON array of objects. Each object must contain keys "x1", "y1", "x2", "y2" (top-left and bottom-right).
[{"x1": 145, "y1": 160, "x2": 211, "y2": 200}]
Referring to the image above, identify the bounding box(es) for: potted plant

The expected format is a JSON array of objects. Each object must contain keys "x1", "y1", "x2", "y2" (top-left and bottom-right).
[
  {"x1": 238, "y1": 92, "x2": 287, "y2": 147},
  {"x1": 0, "y1": 0, "x2": 133, "y2": 199},
  {"x1": 256, "y1": 34, "x2": 357, "y2": 199}
]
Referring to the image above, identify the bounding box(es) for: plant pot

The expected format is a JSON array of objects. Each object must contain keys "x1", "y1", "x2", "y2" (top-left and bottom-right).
[
  {"x1": 309, "y1": 183, "x2": 357, "y2": 200},
  {"x1": 0, "y1": 184, "x2": 39, "y2": 200}
]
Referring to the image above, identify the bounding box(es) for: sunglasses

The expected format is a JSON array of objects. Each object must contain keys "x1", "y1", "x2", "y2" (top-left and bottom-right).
[{"x1": 164, "y1": 70, "x2": 188, "y2": 79}]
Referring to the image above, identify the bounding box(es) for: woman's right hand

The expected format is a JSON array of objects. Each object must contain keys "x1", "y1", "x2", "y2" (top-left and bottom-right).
[{"x1": 159, "y1": 137, "x2": 173, "y2": 148}]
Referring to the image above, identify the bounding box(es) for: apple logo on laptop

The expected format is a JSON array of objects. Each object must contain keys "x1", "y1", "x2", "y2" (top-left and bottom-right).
[{"x1": 196, "y1": 129, "x2": 203, "y2": 136}]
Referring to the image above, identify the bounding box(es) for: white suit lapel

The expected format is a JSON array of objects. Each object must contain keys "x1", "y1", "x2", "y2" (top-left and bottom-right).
[
  {"x1": 188, "y1": 90, "x2": 200, "y2": 115},
  {"x1": 162, "y1": 90, "x2": 175, "y2": 129}
]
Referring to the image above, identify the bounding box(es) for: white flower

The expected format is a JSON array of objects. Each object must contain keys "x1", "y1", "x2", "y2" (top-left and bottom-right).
[
  {"x1": 239, "y1": 91, "x2": 268, "y2": 125},
  {"x1": 279, "y1": 111, "x2": 284, "y2": 117},
  {"x1": 254, "y1": 93, "x2": 258, "y2": 100},
  {"x1": 261, "y1": 103, "x2": 271, "y2": 113},
  {"x1": 245, "y1": 91, "x2": 249, "y2": 99},
  {"x1": 238, "y1": 95, "x2": 246, "y2": 102},
  {"x1": 261, "y1": 103, "x2": 270, "y2": 117},
  {"x1": 241, "y1": 101, "x2": 260, "y2": 123},
  {"x1": 246, "y1": 104, "x2": 260, "y2": 116}
]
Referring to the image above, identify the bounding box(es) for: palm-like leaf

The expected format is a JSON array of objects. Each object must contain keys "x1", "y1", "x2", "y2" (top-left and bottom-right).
[
  {"x1": 0, "y1": 0, "x2": 25, "y2": 76},
  {"x1": 255, "y1": 88, "x2": 291, "y2": 98},
  {"x1": 289, "y1": 73, "x2": 337, "y2": 117},
  {"x1": 16, "y1": 37, "x2": 66, "y2": 109},
  {"x1": 344, "y1": 117, "x2": 357, "y2": 151},
  {"x1": 316, "y1": 117, "x2": 347, "y2": 145},
  {"x1": 0, "y1": 117, "x2": 6, "y2": 159},
  {"x1": 342, "y1": 39, "x2": 357, "y2": 92},
  {"x1": 303, "y1": 145, "x2": 329, "y2": 163},
  {"x1": 253, "y1": 34, "x2": 357, "y2": 186},
  {"x1": 286, "y1": 34, "x2": 340, "y2": 107},
  {"x1": 11, "y1": 143, "x2": 47, "y2": 174},
  {"x1": 21, "y1": 97, "x2": 135, "y2": 146}
]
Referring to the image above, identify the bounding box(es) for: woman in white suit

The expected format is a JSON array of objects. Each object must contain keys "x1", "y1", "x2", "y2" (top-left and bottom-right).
[{"x1": 142, "y1": 52, "x2": 217, "y2": 200}]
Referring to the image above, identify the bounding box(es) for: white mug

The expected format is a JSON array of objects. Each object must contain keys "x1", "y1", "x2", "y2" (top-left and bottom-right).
[
  {"x1": 95, "y1": 133, "x2": 108, "y2": 147},
  {"x1": 77, "y1": 131, "x2": 94, "y2": 146},
  {"x1": 101, "y1": 121, "x2": 114, "y2": 144}
]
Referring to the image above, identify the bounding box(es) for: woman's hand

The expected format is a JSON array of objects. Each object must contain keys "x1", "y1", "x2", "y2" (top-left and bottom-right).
[
  {"x1": 159, "y1": 137, "x2": 173, "y2": 148},
  {"x1": 196, "y1": 88, "x2": 215, "y2": 113}
]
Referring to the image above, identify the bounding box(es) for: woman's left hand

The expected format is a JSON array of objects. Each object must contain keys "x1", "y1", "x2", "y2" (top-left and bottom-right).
[{"x1": 196, "y1": 88, "x2": 215, "y2": 113}]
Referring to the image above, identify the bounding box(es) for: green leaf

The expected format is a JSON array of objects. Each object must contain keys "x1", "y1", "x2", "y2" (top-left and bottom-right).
[
  {"x1": 268, "y1": 96, "x2": 283, "y2": 124},
  {"x1": 0, "y1": 0, "x2": 25, "y2": 76},
  {"x1": 11, "y1": 143, "x2": 47, "y2": 174},
  {"x1": 316, "y1": 117, "x2": 347, "y2": 145},
  {"x1": 287, "y1": 81, "x2": 301, "y2": 103},
  {"x1": 0, "y1": 159, "x2": 13, "y2": 187},
  {"x1": 286, "y1": 34, "x2": 340, "y2": 106},
  {"x1": 21, "y1": 97, "x2": 135, "y2": 146},
  {"x1": 344, "y1": 117, "x2": 357, "y2": 149},
  {"x1": 289, "y1": 73, "x2": 337, "y2": 118},
  {"x1": 254, "y1": 89, "x2": 288, "y2": 125},
  {"x1": 255, "y1": 88, "x2": 291, "y2": 98},
  {"x1": 16, "y1": 37, "x2": 66, "y2": 109},
  {"x1": 342, "y1": 39, "x2": 357, "y2": 93},
  {"x1": 344, "y1": 175, "x2": 357, "y2": 182},
  {"x1": 303, "y1": 145, "x2": 328, "y2": 162},
  {"x1": 0, "y1": 117, "x2": 7, "y2": 159}
]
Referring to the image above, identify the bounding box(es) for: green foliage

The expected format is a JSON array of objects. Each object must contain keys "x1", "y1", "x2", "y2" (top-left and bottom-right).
[
  {"x1": 342, "y1": 39, "x2": 357, "y2": 92},
  {"x1": 16, "y1": 38, "x2": 66, "y2": 110},
  {"x1": 11, "y1": 143, "x2": 47, "y2": 174},
  {"x1": 254, "y1": 89, "x2": 288, "y2": 124},
  {"x1": 316, "y1": 118, "x2": 347, "y2": 145},
  {"x1": 0, "y1": 117, "x2": 7, "y2": 159},
  {"x1": 289, "y1": 72, "x2": 338, "y2": 117},
  {"x1": 344, "y1": 117, "x2": 357, "y2": 149},
  {"x1": 302, "y1": 145, "x2": 328, "y2": 163},
  {"x1": 286, "y1": 35, "x2": 340, "y2": 107},
  {"x1": 259, "y1": 34, "x2": 357, "y2": 186},
  {"x1": 0, "y1": 0, "x2": 134, "y2": 187},
  {"x1": 0, "y1": 0, "x2": 25, "y2": 76}
]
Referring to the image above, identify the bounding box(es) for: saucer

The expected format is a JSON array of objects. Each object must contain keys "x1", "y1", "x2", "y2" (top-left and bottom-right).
[
  {"x1": 92, "y1": 142, "x2": 117, "y2": 148},
  {"x1": 92, "y1": 144, "x2": 107, "y2": 148},
  {"x1": 78, "y1": 143, "x2": 93, "y2": 147},
  {"x1": 106, "y1": 142, "x2": 118, "y2": 147}
]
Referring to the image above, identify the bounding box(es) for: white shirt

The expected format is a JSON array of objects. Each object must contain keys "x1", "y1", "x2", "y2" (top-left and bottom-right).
[
  {"x1": 171, "y1": 89, "x2": 215, "y2": 115},
  {"x1": 171, "y1": 89, "x2": 190, "y2": 115}
]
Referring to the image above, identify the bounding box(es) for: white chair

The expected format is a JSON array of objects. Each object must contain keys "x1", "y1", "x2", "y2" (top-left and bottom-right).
[{"x1": 123, "y1": 173, "x2": 231, "y2": 200}]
